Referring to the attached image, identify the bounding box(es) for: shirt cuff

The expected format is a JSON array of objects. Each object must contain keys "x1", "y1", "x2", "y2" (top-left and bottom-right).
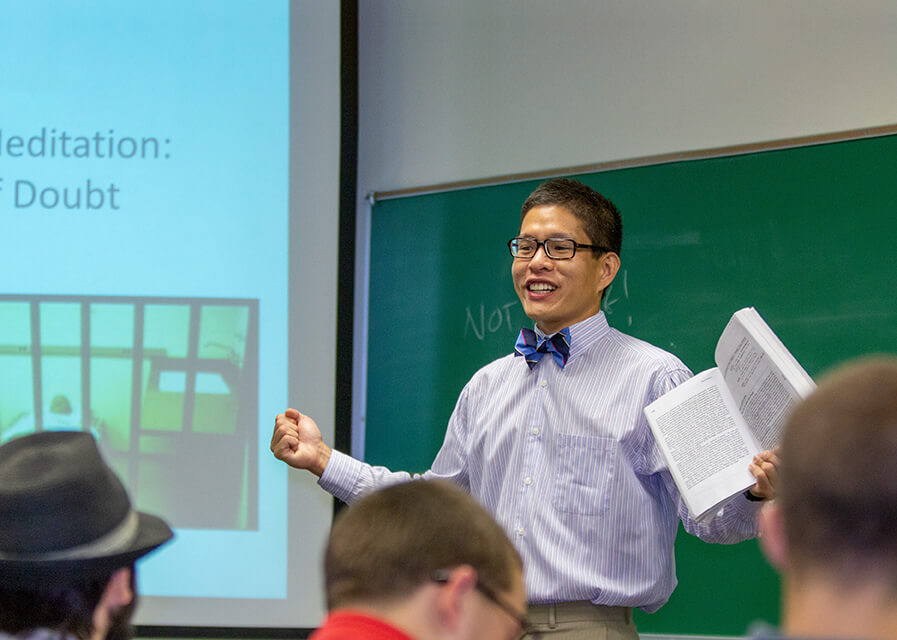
[
  {"x1": 318, "y1": 449, "x2": 364, "y2": 504},
  {"x1": 732, "y1": 488, "x2": 766, "y2": 516}
]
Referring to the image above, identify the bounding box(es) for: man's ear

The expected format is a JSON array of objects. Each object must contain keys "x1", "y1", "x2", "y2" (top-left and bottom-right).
[
  {"x1": 434, "y1": 566, "x2": 477, "y2": 632},
  {"x1": 759, "y1": 503, "x2": 789, "y2": 569},
  {"x1": 597, "y1": 252, "x2": 620, "y2": 295}
]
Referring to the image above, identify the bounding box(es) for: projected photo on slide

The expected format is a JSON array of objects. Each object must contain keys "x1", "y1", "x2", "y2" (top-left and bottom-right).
[{"x1": 0, "y1": 294, "x2": 259, "y2": 532}]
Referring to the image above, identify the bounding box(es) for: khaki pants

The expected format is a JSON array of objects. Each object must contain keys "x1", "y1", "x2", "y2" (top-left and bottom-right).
[{"x1": 525, "y1": 601, "x2": 638, "y2": 640}]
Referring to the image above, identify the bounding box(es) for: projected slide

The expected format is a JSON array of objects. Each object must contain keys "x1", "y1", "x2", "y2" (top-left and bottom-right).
[
  {"x1": 0, "y1": 1, "x2": 321, "y2": 619},
  {"x1": 0, "y1": 296, "x2": 259, "y2": 531}
]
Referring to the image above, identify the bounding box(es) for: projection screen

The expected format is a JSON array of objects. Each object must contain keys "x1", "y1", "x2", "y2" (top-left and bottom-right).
[{"x1": 0, "y1": 0, "x2": 339, "y2": 629}]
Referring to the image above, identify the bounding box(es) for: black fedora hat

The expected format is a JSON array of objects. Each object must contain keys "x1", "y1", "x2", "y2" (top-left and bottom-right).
[{"x1": 0, "y1": 430, "x2": 173, "y2": 587}]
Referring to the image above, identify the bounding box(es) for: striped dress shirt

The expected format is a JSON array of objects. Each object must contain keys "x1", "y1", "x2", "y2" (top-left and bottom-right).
[{"x1": 320, "y1": 311, "x2": 760, "y2": 612}]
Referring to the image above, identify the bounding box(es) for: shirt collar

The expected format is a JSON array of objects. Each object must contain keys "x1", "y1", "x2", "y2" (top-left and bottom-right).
[{"x1": 534, "y1": 311, "x2": 610, "y2": 363}]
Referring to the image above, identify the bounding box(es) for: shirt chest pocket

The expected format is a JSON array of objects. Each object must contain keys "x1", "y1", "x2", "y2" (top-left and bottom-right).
[{"x1": 552, "y1": 434, "x2": 616, "y2": 516}]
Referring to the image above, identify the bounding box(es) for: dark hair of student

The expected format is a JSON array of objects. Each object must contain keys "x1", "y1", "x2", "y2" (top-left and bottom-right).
[
  {"x1": 779, "y1": 356, "x2": 897, "y2": 586},
  {"x1": 0, "y1": 568, "x2": 128, "y2": 640}
]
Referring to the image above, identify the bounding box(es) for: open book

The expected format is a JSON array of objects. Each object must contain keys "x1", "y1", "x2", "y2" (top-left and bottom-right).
[{"x1": 644, "y1": 307, "x2": 815, "y2": 522}]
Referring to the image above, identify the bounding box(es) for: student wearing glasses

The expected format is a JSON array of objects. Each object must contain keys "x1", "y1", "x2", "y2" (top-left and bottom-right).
[
  {"x1": 311, "y1": 480, "x2": 529, "y2": 640},
  {"x1": 274, "y1": 178, "x2": 778, "y2": 639}
]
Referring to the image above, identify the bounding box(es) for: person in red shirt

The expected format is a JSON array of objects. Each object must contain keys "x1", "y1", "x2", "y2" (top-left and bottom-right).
[{"x1": 312, "y1": 480, "x2": 528, "y2": 640}]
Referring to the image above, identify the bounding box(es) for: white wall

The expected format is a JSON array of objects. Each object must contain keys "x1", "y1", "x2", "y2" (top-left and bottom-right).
[
  {"x1": 351, "y1": 0, "x2": 897, "y2": 454},
  {"x1": 357, "y1": 0, "x2": 897, "y2": 192}
]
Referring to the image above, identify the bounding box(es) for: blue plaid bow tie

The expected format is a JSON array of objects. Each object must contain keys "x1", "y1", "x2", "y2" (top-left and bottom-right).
[{"x1": 514, "y1": 327, "x2": 571, "y2": 369}]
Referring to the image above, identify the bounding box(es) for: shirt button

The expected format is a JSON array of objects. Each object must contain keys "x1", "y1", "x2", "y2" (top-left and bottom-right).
[
  {"x1": 531, "y1": 427, "x2": 539, "y2": 436},
  {"x1": 516, "y1": 527, "x2": 525, "y2": 537},
  {"x1": 540, "y1": 379, "x2": 547, "y2": 388},
  {"x1": 524, "y1": 477, "x2": 532, "y2": 486}
]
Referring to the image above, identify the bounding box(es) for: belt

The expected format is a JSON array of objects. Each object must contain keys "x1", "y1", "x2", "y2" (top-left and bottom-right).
[{"x1": 527, "y1": 601, "x2": 633, "y2": 626}]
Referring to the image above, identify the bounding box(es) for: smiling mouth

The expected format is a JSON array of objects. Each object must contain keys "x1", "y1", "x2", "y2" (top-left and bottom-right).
[{"x1": 527, "y1": 282, "x2": 557, "y2": 293}]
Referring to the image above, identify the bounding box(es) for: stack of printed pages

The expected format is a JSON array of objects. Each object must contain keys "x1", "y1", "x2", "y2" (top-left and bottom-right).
[{"x1": 644, "y1": 307, "x2": 815, "y2": 522}]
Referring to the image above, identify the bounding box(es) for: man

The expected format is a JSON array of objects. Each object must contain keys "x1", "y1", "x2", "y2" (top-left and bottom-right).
[
  {"x1": 757, "y1": 356, "x2": 897, "y2": 640},
  {"x1": 0, "y1": 431, "x2": 174, "y2": 640},
  {"x1": 312, "y1": 479, "x2": 527, "y2": 640},
  {"x1": 273, "y1": 178, "x2": 778, "y2": 639}
]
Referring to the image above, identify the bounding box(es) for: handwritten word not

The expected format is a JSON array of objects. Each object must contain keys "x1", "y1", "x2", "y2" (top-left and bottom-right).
[{"x1": 465, "y1": 302, "x2": 519, "y2": 341}]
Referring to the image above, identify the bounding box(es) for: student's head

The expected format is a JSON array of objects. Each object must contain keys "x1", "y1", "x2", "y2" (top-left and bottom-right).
[
  {"x1": 761, "y1": 356, "x2": 897, "y2": 592},
  {"x1": 0, "y1": 431, "x2": 174, "y2": 640},
  {"x1": 512, "y1": 178, "x2": 621, "y2": 333},
  {"x1": 324, "y1": 480, "x2": 526, "y2": 640}
]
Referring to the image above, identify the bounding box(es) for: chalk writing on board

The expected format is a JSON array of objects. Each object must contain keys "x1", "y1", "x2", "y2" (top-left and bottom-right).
[
  {"x1": 464, "y1": 301, "x2": 520, "y2": 341},
  {"x1": 603, "y1": 269, "x2": 632, "y2": 327}
]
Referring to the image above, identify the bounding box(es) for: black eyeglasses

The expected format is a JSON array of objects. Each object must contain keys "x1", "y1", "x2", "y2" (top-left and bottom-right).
[
  {"x1": 431, "y1": 569, "x2": 536, "y2": 639},
  {"x1": 508, "y1": 236, "x2": 612, "y2": 260}
]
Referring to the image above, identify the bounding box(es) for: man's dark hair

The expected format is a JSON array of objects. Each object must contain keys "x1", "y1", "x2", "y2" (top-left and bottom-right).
[
  {"x1": 0, "y1": 568, "x2": 126, "y2": 640},
  {"x1": 521, "y1": 178, "x2": 623, "y2": 256},
  {"x1": 324, "y1": 480, "x2": 522, "y2": 610},
  {"x1": 779, "y1": 356, "x2": 897, "y2": 588}
]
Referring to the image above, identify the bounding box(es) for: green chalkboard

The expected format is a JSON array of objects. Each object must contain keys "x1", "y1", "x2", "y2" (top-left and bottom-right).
[{"x1": 365, "y1": 134, "x2": 897, "y2": 636}]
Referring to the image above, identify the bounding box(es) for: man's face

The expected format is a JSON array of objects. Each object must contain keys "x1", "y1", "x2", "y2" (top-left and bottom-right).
[
  {"x1": 101, "y1": 598, "x2": 136, "y2": 640},
  {"x1": 511, "y1": 204, "x2": 618, "y2": 334},
  {"x1": 90, "y1": 568, "x2": 135, "y2": 640}
]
